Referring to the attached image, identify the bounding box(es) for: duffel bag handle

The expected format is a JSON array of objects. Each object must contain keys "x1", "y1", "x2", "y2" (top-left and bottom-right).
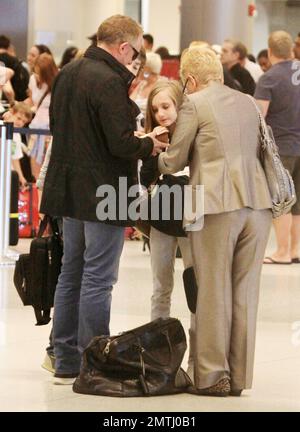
[{"x1": 136, "y1": 329, "x2": 173, "y2": 368}]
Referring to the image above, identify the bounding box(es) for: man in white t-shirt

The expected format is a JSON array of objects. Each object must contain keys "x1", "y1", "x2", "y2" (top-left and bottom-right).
[{"x1": 244, "y1": 57, "x2": 263, "y2": 83}]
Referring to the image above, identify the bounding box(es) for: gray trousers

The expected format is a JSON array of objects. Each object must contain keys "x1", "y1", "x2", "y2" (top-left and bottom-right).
[
  {"x1": 189, "y1": 208, "x2": 272, "y2": 390},
  {"x1": 150, "y1": 226, "x2": 194, "y2": 319},
  {"x1": 150, "y1": 227, "x2": 195, "y2": 370}
]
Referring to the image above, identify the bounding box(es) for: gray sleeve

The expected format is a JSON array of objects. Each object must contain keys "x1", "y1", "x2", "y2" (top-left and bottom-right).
[{"x1": 254, "y1": 72, "x2": 274, "y2": 101}]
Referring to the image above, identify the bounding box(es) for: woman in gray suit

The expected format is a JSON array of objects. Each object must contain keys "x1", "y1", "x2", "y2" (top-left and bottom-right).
[{"x1": 158, "y1": 47, "x2": 272, "y2": 397}]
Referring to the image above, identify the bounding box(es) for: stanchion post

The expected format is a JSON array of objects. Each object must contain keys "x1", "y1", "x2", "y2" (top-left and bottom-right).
[
  {"x1": 4, "y1": 122, "x2": 14, "y2": 252},
  {"x1": 0, "y1": 124, "x2": 7, "y2": 259}
]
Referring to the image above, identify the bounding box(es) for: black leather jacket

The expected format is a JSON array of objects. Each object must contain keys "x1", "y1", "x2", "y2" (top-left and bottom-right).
[{"x1": 41, "y1": 46, "x2": 153, "y2": 225}]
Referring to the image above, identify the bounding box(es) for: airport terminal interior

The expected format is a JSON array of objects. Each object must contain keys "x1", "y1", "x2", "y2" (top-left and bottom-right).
[{"x1": 1, "y1": 0, "x2": 300, "y2": 413}]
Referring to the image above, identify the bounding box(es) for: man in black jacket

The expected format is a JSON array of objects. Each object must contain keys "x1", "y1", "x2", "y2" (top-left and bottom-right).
[
  {"x1": 221, "y1": 39, "x2": 256, "y2": 95},
  {"x1": 41, "y1": 15, "x2": 167, "y2": 384}
]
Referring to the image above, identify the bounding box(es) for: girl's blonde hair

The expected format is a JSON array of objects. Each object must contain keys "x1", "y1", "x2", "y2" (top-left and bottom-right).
[{"x1": 145, "y1": 80, "x2": 183, "y2": 133}]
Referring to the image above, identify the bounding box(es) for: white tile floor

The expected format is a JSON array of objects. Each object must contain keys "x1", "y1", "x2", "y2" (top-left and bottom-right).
[{"x1": 0, "y1": 231, "x2": 300, "y2": 412}]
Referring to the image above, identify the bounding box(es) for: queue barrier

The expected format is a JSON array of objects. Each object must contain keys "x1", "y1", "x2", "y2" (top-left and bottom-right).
[{"x1": 0, "y1": 124, "x2": 51, "y2": 266}]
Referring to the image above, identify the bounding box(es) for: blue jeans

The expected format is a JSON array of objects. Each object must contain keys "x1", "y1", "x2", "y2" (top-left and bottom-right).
[{"x1": 53, "y1": 218, "x2": 125, "y2": 374}]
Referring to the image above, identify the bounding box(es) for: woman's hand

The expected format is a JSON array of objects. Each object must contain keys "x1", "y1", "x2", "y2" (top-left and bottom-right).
[{"x1": 19, "y1": 177, "x2": 28, "y2": 191}]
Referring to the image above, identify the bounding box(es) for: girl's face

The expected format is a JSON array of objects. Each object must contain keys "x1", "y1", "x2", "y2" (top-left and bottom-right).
[
  {"x1": 27, "y1": 46, "x2": 40, "y2": 69},
  {"x1": 152, "y1": 90, "x2": 177, "y2": 128}
]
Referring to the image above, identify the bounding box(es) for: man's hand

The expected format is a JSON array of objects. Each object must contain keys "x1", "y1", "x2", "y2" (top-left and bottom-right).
[
  {"x1": 134, "y1": 130, "x2": 145, "y2": 137},
  {"x1": 150, "y1": 136, "x2": 169, "y2": 156},
  {"x1": 148, "y1": 128, "x2": 169, "y2": 156}
]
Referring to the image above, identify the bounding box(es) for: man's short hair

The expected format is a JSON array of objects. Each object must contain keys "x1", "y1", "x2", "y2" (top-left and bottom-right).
[
  {"x1": 97, "y1": 15, "x2": 143, "y2": 46},
  {"x1": 225, "y1": 39, "x2": 248, "y2": 60},
  {"x1": 143, "y1": 34, "x2": 154, "y2": 46},
  {"x1": 258, "y1": 49, "x2": 268, "y2": 59},
  {"x1": 87, "y1": 33, "x2": 97, "y2": 46},
  {"x1": 268, "y1": 31, "x2": 293, "y2": 59},
  {"x1": 0, "y1": 35, "x2": 11, "y2": 50}
]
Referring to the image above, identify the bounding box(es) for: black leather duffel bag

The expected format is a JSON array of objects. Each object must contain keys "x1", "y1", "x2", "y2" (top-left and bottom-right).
[{"x1": 73, "y1": 317, "x2": 191, "y2": 397}]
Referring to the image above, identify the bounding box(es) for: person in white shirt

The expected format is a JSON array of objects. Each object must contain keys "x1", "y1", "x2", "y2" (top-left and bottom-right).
[
  {"x1": 26, "y1": 53, "x2": 58, "y2": 180},
  {"x1": 244, "y1": 57, "x2": 263, "y2": 83},
  {"x1": 0, "y1": 65, "x2": 14, "y2": 112},
  {"x1": 229, "y1": 40, "x2": 263, "y2": 83}
]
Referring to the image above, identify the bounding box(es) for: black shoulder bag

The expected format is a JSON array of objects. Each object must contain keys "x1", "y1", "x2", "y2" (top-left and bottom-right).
[{"x1": 13, "y1": 215, "x2": 63, "y2": 325}]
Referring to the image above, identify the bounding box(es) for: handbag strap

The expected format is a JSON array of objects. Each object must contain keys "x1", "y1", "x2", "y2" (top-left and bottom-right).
[
  {"x1": 36, "y1": 90, "x2": 49, "y2": 111},
  {"x1": 246, "y1": 95, "x2": 270, "y2": 149}
]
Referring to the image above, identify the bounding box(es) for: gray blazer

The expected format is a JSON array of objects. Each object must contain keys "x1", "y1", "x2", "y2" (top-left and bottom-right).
[{"x1": 158, "y1": 82, "x2": 272, "y2": 226}]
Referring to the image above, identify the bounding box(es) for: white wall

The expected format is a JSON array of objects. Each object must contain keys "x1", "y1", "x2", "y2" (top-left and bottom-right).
[
  {"x1": 27, "y1": 0, "x2": 181, "y2": 60},
  {"x1": 253, "y1": 2, "x2": 270, "y2": 56},
  {"x1": 142, "y1": 0, "x2": 181, "y2": 54},
  {"x1": 83, "y1": 0, "x2": 125, "y2": 46},
  {"x1": 28, "y1": 0, "x2": 125, "y2": 61}
]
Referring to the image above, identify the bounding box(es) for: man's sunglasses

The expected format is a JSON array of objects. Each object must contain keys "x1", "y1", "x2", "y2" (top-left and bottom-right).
[{"x1": 129, "y1": 43, "x2": 140, "y2": 61}]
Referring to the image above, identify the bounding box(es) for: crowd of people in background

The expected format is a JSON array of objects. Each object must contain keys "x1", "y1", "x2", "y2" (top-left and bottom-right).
[{"x1": 1, "y1": 18, "x2": 300, "y2": 397}]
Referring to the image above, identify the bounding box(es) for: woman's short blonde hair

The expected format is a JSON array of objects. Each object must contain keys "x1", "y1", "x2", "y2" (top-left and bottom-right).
[
  {"x1": 145, "y1": 80, "x2": 183, "y2": 133},
  {"x1": 145, "y1": 52, "x2": 163, "y2": 75},
  {"x1": 180, "y1": 47, "x2": 224, "y2": 86}
]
